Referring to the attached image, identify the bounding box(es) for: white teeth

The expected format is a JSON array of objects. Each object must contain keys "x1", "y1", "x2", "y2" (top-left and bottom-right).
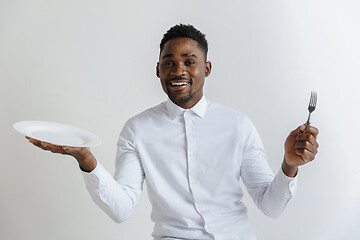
[{"x1": 171, "y1": 82, "x2": 188, "y2": 86}]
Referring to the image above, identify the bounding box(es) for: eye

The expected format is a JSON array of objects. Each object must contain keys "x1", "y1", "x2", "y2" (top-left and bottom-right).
[
  {"x1": 185, "y1": 60, "x2": 195, "y2": 66},
  {"x1": 162, "y1": 61, "x2": 173, "y2": 67}
]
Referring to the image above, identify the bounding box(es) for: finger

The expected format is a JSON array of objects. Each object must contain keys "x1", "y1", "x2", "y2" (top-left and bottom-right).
[
  {"x1": 295, "y1": 148, "x2": 316, "y2": 162},
  {"x1": 27, "y1": 137, "x2": 44, "y2": 148},
  {"x1": 295, "y1": 141, "x2": 318, "y2": 155},
  {"x1": 296, "y1": 133, "x2": 319, "y2": 148},
  {"x1": 41, "y1": 142, "x2": 66, "y2": 154},
  {"x1": 27, "y1": 137, "x2": 40, "y2": 143},
  {"x1": 304, "y1": 125, "x2": 319, "y2": 139}
]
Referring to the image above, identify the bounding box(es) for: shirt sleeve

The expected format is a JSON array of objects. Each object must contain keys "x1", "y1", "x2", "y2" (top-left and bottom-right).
[
  {"x1": 82, "y1": 119, "x2": 145, "y2": 223},
  {"x1": 240, "y1": 116, "x2": 297, "y2": 218}
]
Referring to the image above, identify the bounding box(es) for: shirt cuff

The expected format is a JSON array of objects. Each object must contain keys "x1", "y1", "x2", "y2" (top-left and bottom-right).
[
  {"x1": 277, "y1": 168, "x2": 298, "y2": 195},
  {"x1": 82, "y1": 160, "x2": 112, "y2": 190}
]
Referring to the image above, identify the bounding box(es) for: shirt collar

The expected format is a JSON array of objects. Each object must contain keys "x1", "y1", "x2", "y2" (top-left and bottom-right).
[{"x1": 166, "y1": 96, "x2": 208, "y2": 120}]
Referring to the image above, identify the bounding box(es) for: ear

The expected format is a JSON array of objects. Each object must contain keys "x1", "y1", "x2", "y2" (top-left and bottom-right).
[
  {"x1": 205, "y1": 61, "x2": 212, "y2": 77},
  {"x1": 156, "y1": 62, "x2": 160, "y2": 78}
]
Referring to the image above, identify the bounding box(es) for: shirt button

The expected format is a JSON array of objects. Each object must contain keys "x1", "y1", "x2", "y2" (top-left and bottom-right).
[
  {"x1": 189, "y1": 153, "x2": 193, "y2": 158},
  {"x1": 187, "y1": 127, "x2": 191, "y2": 131}
]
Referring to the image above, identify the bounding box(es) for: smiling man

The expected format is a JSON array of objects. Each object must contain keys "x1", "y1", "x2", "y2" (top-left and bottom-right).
[
  {"x1": 28, "y1": 24, "x2": 319, "y2": 240},
  {"x1": 157, "y1": 37, "x2": 211, "y2": 109}
]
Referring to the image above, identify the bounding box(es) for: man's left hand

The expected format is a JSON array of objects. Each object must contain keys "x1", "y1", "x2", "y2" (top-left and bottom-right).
[{"x1": 282, "y1": 124, "x2": 319, "y2": 177}]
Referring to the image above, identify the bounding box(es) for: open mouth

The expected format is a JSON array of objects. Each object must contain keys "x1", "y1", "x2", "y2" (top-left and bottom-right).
[
  {"x1": 168, "y1": 80, "x2": 191, "y2": 91},
  {"x1": 170, "y1": 82, "x2": 189, "y2": 86}
]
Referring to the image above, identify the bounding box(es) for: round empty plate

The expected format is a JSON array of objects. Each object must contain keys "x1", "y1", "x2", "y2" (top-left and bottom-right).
[{"x1": 14, "y1": 121, "x2": 102, "y2": 147}]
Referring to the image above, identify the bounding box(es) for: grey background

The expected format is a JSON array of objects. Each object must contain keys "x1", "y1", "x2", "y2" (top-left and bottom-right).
[{"x1": 1, "y1": 0, "x2": 359, "y2": 239}]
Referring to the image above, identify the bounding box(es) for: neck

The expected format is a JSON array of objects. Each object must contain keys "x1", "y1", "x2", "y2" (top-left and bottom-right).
[{"x1": 175, "y1": 95, "x2": 203, "y2": 109}]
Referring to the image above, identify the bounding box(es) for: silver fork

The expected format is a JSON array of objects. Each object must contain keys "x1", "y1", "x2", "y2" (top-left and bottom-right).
[{"x1": 306, "y1": 91, "x2": 317, "y2": 126}]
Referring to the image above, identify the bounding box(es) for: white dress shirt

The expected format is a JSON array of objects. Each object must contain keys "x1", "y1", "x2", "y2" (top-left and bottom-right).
[{"x1": 82, "y1": 97, "x2": 297, "y2": 240}]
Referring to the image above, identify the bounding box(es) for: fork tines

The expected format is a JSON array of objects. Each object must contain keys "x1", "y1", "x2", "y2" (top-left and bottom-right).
[{"x1": 306, "y1": 91, "x2": 317, "y2": 125}]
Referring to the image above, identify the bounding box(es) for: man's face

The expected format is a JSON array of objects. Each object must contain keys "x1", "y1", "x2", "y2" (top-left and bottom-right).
[{"x1": 156, "y1": 38, "x2": 211, "y2": 109}]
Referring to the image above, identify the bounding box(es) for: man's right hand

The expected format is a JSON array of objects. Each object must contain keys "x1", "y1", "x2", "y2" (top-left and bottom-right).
[{"x1": 26, "y1": 136, "x2": 97, "y2": 172}]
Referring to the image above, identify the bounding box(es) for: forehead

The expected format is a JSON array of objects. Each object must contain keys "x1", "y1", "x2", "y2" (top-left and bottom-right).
[{"x1": 160, "y1": 38, "x2": 205, "y2": 60}]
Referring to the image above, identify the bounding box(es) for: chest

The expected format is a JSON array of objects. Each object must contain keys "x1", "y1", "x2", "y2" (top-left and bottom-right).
[{"x1": 135, "y1": 115, "x2": 244, "y2": 181}]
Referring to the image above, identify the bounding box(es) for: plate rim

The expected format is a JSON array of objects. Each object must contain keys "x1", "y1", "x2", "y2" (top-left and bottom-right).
[{"x1": 13, "y1": 120, "x2": 102, "y2": 147}]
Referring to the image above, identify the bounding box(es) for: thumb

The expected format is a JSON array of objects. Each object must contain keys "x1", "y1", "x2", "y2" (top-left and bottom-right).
[
  {"x1": 289, "y1": 124, "x2": 306, "y2": 137},
  {"x1": 62, "y1": 146, "x2": 70, "y2": 153},
  {"x1": 61, "y1": 146, "x2": 77, "y2": 156},
  {"x1": 62, "y1": 146, "x2": 90, "y2": 160}
]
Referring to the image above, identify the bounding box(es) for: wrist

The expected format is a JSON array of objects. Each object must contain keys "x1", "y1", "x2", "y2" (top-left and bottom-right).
[
  {"x1": 282, "y1": 158, "x2": 298, "y2": 178},
  {"x1": 77, "y1": 152, "x2": 97, "y2": 172}
]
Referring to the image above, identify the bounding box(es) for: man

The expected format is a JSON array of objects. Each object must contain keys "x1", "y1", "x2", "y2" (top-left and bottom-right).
[{"x1": 27, "y1": 24, "x2": 319, "y2": 240}]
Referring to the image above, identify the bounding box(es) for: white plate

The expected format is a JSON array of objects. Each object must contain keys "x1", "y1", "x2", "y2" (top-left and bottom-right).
[{"x1": 14, "y1": 121, "x2": 102, "y2": 147}]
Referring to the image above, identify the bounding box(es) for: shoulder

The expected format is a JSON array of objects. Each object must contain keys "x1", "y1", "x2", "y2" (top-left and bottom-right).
[
  {"x1": 206, "y1": 100, "x2": 251, "y2": 123},
  {"x1": 123, "y1": 101, "x2": 167, "y2": 130},
  {"x1": 205, "y1": 100, "x2": 259, "y2": 144}
]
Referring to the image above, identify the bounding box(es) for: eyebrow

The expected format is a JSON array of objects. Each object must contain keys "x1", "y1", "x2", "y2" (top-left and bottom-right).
[
  {"x1": 183, "y1": 53, "x2": 198, "y2": 58},
  {"x1": 162, "y1": 53, "x2": 198, "y2": 59}
]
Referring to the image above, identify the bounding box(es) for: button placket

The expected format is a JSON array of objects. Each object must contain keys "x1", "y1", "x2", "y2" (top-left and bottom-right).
[
  {"x1": 184, "y1": 112, "x2": 199, "y2": 197},
  {"x1": 184, "y1": 112, "x2": 194, "y2": 187},
  {"x1": 184, "y1": 111, "x2": 215, "y2": 239}
]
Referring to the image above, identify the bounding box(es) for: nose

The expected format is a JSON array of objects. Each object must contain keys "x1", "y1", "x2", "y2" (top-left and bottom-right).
[{"x1": 171, "y1": 63, "x2": 186, "y2": 76}]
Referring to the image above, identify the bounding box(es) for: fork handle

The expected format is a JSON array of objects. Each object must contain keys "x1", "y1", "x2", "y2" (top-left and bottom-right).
[{"x1": 306, "y1": 112, "x2": 311, "y2": 126}]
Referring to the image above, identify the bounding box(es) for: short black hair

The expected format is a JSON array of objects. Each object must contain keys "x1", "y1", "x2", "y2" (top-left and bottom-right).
[{"x1": 160, "y1": 24, "x2": 208, "y2": 59}]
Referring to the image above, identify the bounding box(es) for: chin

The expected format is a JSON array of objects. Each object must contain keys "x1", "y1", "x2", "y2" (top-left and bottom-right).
[{"x1": 170, "y1": 95, "x2": 193, "y2": 104}]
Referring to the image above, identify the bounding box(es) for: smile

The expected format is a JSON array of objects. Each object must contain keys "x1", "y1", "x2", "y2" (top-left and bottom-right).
[
  {"x1": 170, "y1": 82, "x2": 189, "y2": 86},
  {"x1": 167, "y1": 80, "x2": 191, "y2": 92}
]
